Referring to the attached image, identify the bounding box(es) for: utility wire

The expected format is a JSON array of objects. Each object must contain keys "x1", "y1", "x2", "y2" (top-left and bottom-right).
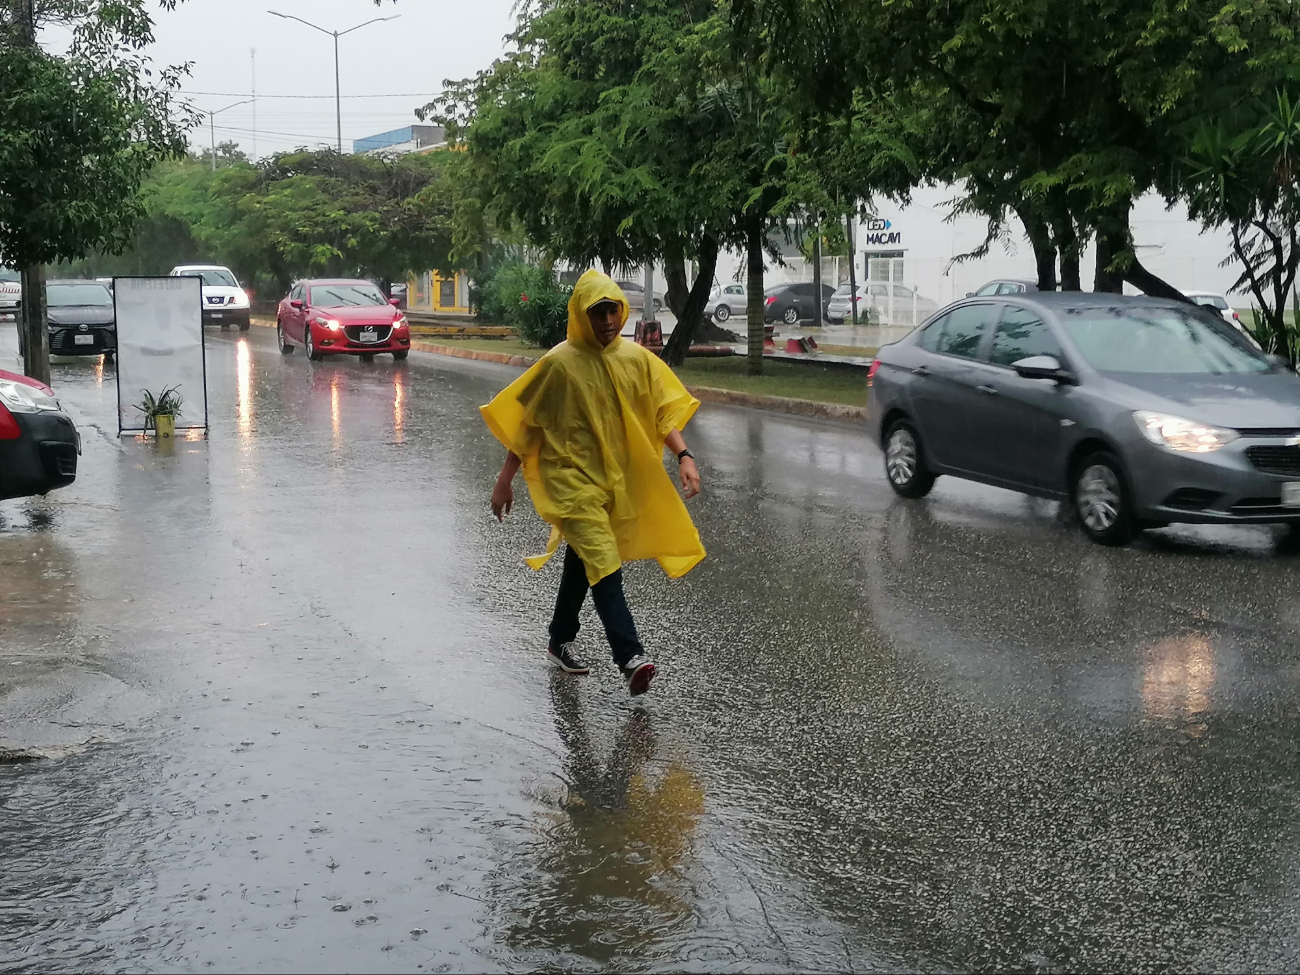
[{"x1": 180, "y1": 90, "x2": 438, "y2": 100}]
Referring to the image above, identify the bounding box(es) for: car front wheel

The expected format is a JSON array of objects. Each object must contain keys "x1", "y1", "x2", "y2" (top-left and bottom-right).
[
  {"x1": 1073, "y1": 451, "x2": 1137, "y2": 546},
  {"x1": 305, "y1": 325, "x2": 322, "y2": 361},
  {"x1": 393, "y1": 350, "x2": 408, "y2": 361},
  {"x1": 884, "y1": 419, "x2": 936, "y2": 498},
  {"x1": 782, "y1": 307, "x2": 799, "y2": 325},
  {"x1": 714, "y1": 304, "x2": 730, "y2": 323}
]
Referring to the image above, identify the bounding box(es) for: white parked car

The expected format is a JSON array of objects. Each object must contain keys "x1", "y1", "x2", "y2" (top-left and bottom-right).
[
  {"x1": 1184, "y1": 290, "x2": 1240, "y2": 325},
  {"x1": 707, "y1": 283, "x2": 747, "y2": 323},
  {"x1": 827, "y1": 284, "x2": 874, "y2": 323},
  {"x1": 0, "y1": 268, "x2": 20, "y2": 325},
  {"x1": 829, "y1": 282, "x2": 938, "y2": 326},
  {"x1": 170, "y1": 264, "x2": 251, "y2": 331}
]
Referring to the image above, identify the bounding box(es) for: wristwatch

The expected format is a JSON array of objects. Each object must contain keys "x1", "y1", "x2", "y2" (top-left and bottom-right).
[{"x1": 677, "y1": 449, "x2": 694, "y2": 463}]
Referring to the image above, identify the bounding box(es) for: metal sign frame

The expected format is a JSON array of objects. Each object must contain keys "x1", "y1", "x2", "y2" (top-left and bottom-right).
[{"x1": 112, "y1": 275, "x2": 209, "y2": 436}]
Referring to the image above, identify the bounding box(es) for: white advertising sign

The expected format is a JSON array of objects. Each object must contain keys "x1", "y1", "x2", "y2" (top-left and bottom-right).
[{"x1": 113, "y1": 276, "x2": 208, "y2": 434}]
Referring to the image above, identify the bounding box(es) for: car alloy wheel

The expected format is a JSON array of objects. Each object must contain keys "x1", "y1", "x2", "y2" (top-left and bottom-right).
[
  {"x1": 782, "y1": 307, "x2": 799, "y2": 325},
  {"x1": 1073, "y1": 451, "x2": 1137, "y2": 546},
  {"x1": 883, "y1": 420, "x2": 936, "y2": 499},
  {"x1": 305, "y1": 324, "x2": 322, "y2": 361},
  {"x1": 714, "y1": 304, "x2": 730, "y2": 323},
  {"x1": 1077, "y1": 464, "x2": 1121, "y2": 531}
]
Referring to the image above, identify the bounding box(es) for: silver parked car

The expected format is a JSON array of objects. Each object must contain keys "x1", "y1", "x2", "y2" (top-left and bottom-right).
[
  {"x1": 706, "y1": 283, "x2": 747, "y2": 323},
  {"x1": 867, "y1": 292, "x2": 1300, "y2": 545}
]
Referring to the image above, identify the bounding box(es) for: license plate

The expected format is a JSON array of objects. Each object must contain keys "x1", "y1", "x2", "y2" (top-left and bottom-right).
[
  {"x1": 1283, "y1": 483, "x2": 1300, "y2": 507},
  {"x1": 359, "y1": 329, "x2": 377, "y2": 343},
  {"x1": 73, "y1": 334, "x2": 94, "y2": 345}
]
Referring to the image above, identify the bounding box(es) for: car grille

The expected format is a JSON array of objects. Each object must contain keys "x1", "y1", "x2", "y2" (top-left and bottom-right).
[
  {"x1": 50, "y1": 328, "x2": 112, "y2": 353},
  {"x1": 1245, "y1": 445, "x2": 1300, "y2": 476},
  {"x1": 38, "y1": 441, "x2": 77, "y2": 480},
  {"x1": 344, "y1": 325, "x2": 392, "y2": 344},
  {"x1": 1239, "y1": 428, "x2": 1300, "y2": 438}
]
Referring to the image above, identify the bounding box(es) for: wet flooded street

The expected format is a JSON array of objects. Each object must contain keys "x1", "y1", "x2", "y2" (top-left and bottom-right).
[{"x1": 6, "y1": 327, "x2": 1300, "y2": 972}]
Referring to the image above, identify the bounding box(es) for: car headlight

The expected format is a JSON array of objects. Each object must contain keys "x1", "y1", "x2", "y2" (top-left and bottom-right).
[
  {"x1": 0, "y1": 379, "x2": 61, "y2": 414},
  {"x1": 315, "y1": 318, "x2": 342, "y2": 331},
  {"x1": 1134, "y1": 411, "x2": 1238, "y2": 453},
  {"x1": 393, "y1": 316, "x2": 408, "y2": 329}
]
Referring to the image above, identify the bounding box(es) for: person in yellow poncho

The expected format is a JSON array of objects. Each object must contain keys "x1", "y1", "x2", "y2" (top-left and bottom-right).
[{"x1": 482, "y1": 270, "x2": 706, "y2": 696}]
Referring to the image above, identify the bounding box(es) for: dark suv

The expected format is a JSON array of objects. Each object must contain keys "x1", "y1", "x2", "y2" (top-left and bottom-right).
[{"x1": 764, "y1": 282, "x2": 835, "y2": 325}]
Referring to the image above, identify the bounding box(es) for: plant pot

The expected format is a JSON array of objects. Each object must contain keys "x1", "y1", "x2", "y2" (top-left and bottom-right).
[{"x1": 154, "y1": 414, "x2": 175, "y2": 439}]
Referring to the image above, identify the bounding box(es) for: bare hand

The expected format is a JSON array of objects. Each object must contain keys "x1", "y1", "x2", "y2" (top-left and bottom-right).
[
  {"x1": 491, "y1": 479, "x2": 514, "y2": 521},
  {"x1": 679, "y1": 457, "x2": 700, "y2": 499}
]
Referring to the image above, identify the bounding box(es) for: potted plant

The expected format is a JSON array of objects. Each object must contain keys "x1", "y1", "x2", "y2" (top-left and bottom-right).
[{"x1": 136, "y1": 385, "x2": 184, "y2": 438}]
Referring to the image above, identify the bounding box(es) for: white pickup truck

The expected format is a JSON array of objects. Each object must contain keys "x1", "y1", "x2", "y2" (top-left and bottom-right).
[{"x1": 170, "y1": 264, "x2": 251, "y2": 331}]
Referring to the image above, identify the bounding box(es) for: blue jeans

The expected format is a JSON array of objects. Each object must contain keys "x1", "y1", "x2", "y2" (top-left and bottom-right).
[{"x1": 548, "y1": 545, "x2": 643, "y2": 667}]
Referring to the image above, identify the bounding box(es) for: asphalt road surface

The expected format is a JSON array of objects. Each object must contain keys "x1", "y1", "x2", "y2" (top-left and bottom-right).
[{"x1": 4, "y1": 326, "x2": 1300, "y2": 973}]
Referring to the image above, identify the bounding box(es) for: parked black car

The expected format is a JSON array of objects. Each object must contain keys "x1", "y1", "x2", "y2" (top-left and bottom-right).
[
  {"x1": 18, "y1": 279, "x2": 118, "y2": 360},
  {"x1": 763, "y1": 282, "x2": 836, "y2": 325},
  {"x1": 867, "y1": 292, "x2": 1300, "y2": 545},
  {"x1": 0, "y1": 367, "x2": 79, "y2": 501}
]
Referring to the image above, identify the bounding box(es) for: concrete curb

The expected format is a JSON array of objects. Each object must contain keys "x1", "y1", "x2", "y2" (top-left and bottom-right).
[{"x1": 409, "y1": 340, "x2": 540, "y2": 368}]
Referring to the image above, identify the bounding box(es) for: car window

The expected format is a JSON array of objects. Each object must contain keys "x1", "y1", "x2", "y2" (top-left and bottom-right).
[
  {"x1": 290, "y1": 284, "x2": 304, "y2": 301},
  {"x1": 891, "y1": 285, "x2": 914, "y2": 298},
  {"x1": 989, "y1": 307, "x2": 1063, "y2": 366},
  {"x1": 1193, "y1": 295, "x2": 1230, "y2": 310},
  {"x1": 179, "y1": 268, "x2": 239, "y2": 288},
  {"x1": 0, "y1": 269, "x2": 18, "y2": 283},
  {"x1": 931, "y1": 304, "x2": 994, "y2": 359},
  {"x1": 996, "y1": 282, "x2": 1025, "y2": 295},
  {"x1": 47, "y1": 283, "x2": 113, "y2": 307},
  {"x1": 975, "y1": 283, "x2": 1001, "y2": 296},
  {"x1": 725, "y1": 285, "x2": 743, "y2": 295},
  {"x1": 310, "y1": 283, "x2": 387, "y2": 307},
  {"x1": 1061, "y1": 306, "x2": 1271, "y2": 374},
  {"x1": 832, "y1": 285, "x2": 853, "y2": 297},
  {"x1": 617, "y1": 281, "x2": 642, "y2": 292}
]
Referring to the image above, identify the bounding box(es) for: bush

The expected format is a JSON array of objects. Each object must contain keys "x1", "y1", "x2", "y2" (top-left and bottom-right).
[{"x1": 481, "y1": 261, "x2": 571, "y2": 347}]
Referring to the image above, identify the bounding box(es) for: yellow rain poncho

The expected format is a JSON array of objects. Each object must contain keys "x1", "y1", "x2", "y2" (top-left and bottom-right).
[{"x1": 480, "y1": 270, "x2": 706, "y2": 585}]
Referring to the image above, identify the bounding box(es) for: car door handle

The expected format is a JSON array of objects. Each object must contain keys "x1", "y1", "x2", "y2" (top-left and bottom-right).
[
  {"x1": 912, "y1": 365, "x2": 930, "y2": 377},
  {"x1": 977, "y1": 384, "x2": 999, "y2": 395}
]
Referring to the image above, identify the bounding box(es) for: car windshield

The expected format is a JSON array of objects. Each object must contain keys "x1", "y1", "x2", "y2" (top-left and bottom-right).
[
  {"x1": 0, "y1": 269, "x2": 18, "y2": 283},
  {"x1": 311, "y1": 283, "x2": 387, "y2": 307},
  {"x1": 180, "y1": 269, "x2": 239, "y2": 288},
  {"x1": 832, "y1": 285, "x2": 854, "y2": 297},
  {"x1": 1193, "y1": 295, "x2": 1230, "y2": 310},
  {"x1": 47, "y1": 283, "x2": 113, "y2": 307},
  {"x1": 1061, "y1": 306, "x2": 1272, "y2": 374}
]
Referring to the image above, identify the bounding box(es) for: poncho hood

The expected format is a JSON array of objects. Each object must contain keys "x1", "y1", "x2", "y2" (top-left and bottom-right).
[
  {"x1": 567, "y1": 270, "x2": 630, "y2": 353},
  {"x1": 480, "y1": 271, "x2": 705, "y2": 585}
]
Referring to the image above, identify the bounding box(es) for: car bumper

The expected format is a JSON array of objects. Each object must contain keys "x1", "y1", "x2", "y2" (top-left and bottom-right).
[
  {"x1": 203, "y1": 308, "x2": 251, "y2": 327},
  {"x1": 0, "y1": 411, "x2": 79, "y2": 501},
  {"x1": 315, "y1": 333, "x2": 411, "y2": 355},
  {"x1": 1129, "y1": 436, "x2": 1300, "y2": 524},
  {"x1": 49, "y1": 327, "x2": 116, "y2": 356}
]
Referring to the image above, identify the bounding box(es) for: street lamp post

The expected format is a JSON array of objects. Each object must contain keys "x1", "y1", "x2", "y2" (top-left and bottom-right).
[
  {"x1": 268, "y1": 10, "x2": 401, "y2": 153},
  {"x1": 209, "y1": 99, "x2": 255, "y2": 171}
]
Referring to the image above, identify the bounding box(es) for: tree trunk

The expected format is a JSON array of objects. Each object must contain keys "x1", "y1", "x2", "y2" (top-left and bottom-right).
[
  {"x1": 1014, "y1": 205, "x2": 1057, "y2": 292},
  {"x1": 1053, "y1": 215, "x2": 1082, "y2": 291},
  {"x1": 845, "y1": 214, "x2": 859, "y2": 324},
  {"x1": 811, "y1": 217, "x2": 824, "y2": 325},
  {"x1": 1095, "y1": 204, "x2": 1191, "y2": 301},
  {"x1": 746, "y1": 220, "x2": 765, "y2": 376},
  {"x1": 661, "y1": 235, "x2": 720, "y2": 366},
  {"x1": 20, "y1": 263, "x2": 50, "y2": 386},
  {"x1": 1093, "y1": 231, "x2": 1123, "y2": 294}
]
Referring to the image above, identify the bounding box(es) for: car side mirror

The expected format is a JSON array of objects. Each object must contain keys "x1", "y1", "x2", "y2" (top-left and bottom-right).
[
  {"x1": 966, "y1": 291, "x2": 975, "y2": 298},
  {"x1": 389, "y1": 297, "x2": 401, "y2": 307},
  {"x1": 290, "y1": 299, "x2": 303, "y2": 310},
  {"x1": 1013, "y1": 355, "x2": 1075, "y2": 384}
]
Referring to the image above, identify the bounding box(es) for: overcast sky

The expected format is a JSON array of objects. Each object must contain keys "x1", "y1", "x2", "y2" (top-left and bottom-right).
[{"x1": 138, "y1": 0, "x2": 517, "y2": 158}]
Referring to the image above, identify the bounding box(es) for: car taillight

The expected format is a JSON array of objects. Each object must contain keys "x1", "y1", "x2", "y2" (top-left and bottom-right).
[
  {"x1": 1233, "y1": 311, "x2": 1240, "y2": 321},
  {"x1": 867, "y1": 358, "x2": 881, "y2": 385},
  {"x1": 764, "y1": 295, "x2": 777, "y2": 306},
  {"x1": 0, "y1": 402, "x2": 19, "y2": 440}
]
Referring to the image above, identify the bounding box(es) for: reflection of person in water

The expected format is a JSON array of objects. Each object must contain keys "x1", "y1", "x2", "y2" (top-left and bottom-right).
[{"x1": 502, "y1": 673, "x2": 705, "y2": 964}]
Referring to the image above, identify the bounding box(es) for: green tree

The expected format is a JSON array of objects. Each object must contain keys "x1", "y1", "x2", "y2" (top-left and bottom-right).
[
  {"x1": 0, "y1": 0, "x2": 196, "y2": 382},
  {"x1": 434, "y1": 0, "x2": 801, "y2": 370}
]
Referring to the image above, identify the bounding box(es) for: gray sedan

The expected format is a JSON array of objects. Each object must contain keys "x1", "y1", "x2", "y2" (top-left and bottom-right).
[{"x1": 866, "y1": 292, "x2": 1300, "y2": 545}]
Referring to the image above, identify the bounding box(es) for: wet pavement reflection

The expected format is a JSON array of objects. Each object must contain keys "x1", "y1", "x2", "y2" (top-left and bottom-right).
[{"x1": 4, "y1": 326, "x2": 1300, "y2": 971}]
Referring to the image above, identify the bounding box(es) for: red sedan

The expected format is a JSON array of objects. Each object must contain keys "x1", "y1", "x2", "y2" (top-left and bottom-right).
[{"x1": 276, "y1": 279, "x2": 411, "y2": 362}]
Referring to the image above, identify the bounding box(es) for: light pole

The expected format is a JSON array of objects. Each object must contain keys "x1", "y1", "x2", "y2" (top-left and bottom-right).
[
  {"x1": 268, "y1": 10, "x2": 401, "y2": 153},
  {"x1": 208, "y1": 99, "x2": 255, "y2": 171}
]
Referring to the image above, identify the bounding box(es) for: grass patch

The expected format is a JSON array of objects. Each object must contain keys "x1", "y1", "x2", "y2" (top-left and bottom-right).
[
  {"x1": 673, "y1": 355, "x2": 867, "y2": 406},
  {"x1": 423, "y1": 335, "x2": 867, "y2": 406}
]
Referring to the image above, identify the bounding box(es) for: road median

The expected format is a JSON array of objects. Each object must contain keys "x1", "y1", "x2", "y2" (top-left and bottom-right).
[{"x1": 408, "y1": 339, "x2": 866, "y2": 424}]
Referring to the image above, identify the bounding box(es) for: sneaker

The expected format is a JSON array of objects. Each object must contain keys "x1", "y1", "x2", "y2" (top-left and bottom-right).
[
  {"x1": 621, "y1": 655, "x2": 657, "y2": 696},
  {"x1": 547, "y1": 642, "x2": 590, "y2": 675}
]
